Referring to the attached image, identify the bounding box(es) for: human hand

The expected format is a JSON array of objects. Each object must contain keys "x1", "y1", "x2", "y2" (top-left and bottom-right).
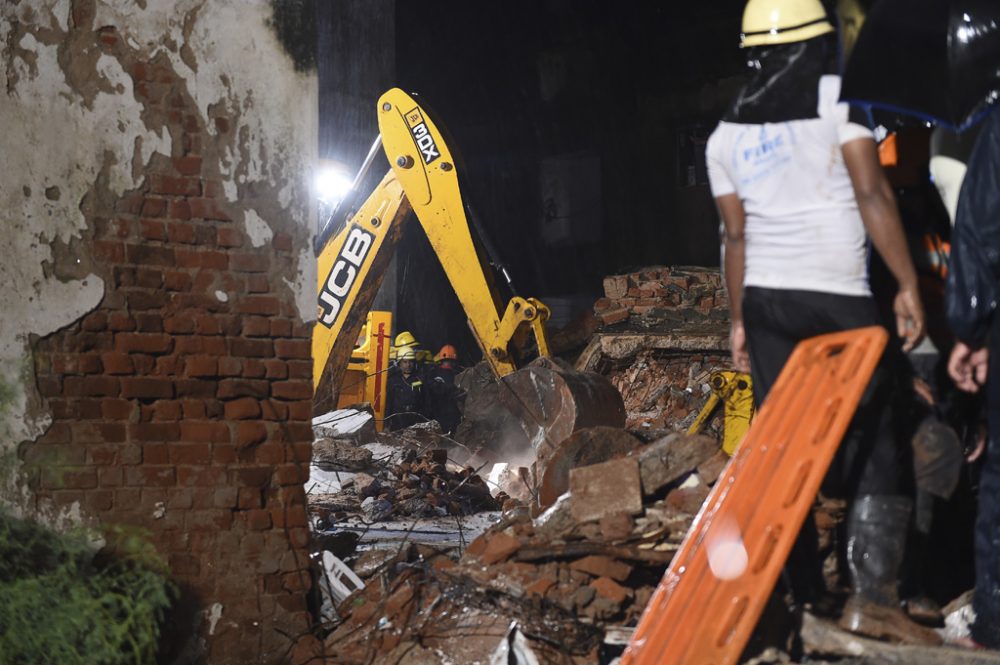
[
  {"x1": 894, "y1": 287, "x2": 925, "y2": 352},
  {"x1": 730, "y1": 320, "x2": 750, "y2": 373},
  {"x1": 967, "y1": 424, "x2": 987, "y2": 463},
  {"x1": 912, "y1": 377, "x2": 935, "y2": 406},
  {"x1": 948, "y1": 341, "x2": 989, "y2": 393}
]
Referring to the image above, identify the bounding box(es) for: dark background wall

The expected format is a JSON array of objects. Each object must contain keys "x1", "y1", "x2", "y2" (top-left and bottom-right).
[{"x1": 318, "y1": 0, "x2": 838, "y2": 362}]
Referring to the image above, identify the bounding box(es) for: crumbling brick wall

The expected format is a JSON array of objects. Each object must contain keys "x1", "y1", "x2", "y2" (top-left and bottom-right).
[{"x1": 3, "y1": 2, "x2": 318, "y2": 663}]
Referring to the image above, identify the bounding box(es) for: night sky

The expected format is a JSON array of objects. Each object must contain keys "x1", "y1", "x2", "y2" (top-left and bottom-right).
[{"x1": 316, "y1": 0, "x2": 839, "y2": 360}]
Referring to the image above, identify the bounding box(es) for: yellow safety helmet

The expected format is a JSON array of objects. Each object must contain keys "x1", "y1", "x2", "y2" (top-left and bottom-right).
[
  {"x1": 398, "y1": 347, "x2": 417, "y2": 361},
  {"x1": 394, "y1": 331, "x2": 417, "y2": 348},
  {"x1": 740, "y1": 0, "x2": 834, "y2": 48}
]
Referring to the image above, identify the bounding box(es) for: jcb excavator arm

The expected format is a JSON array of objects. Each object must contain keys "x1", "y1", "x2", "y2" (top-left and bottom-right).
[
  {"x1": 312, "y1": 89, "x2": 551, "y2": 407},
  {"x1": 376, "y1": 89, "x2": 551, "y2": 373}
]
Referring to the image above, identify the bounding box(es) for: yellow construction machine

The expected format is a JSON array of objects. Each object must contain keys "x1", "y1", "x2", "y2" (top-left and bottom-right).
[{"x1": 311, "y1": 89, "x2": 622, "y2": 437}]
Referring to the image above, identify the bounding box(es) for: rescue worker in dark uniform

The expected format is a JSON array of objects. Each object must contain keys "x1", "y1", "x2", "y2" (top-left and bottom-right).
[
  {"x1": 385, "y1": 347, "x2": 426, "y2": 431},
  {"x1": 427, "y1": 344, "x2": 463, "y2": 436}
]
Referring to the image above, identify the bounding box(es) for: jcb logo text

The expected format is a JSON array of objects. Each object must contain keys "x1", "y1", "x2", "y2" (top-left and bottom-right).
[{"x1": 318, "y1": 227, "x2": 374, "y2": 328}]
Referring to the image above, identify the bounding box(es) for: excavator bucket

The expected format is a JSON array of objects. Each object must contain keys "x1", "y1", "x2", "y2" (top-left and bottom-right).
[
  {"x1": 500, "y1": 357, "x2": 626, "y2": 456},
  {"x1": 621, "y1": 326, "x2": 887, "y2": 665}
]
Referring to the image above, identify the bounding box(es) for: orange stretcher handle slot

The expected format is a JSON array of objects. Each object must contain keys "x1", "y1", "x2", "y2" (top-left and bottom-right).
[{"x1": 622, "y1": 326, "x2": 888, "y2": 665}]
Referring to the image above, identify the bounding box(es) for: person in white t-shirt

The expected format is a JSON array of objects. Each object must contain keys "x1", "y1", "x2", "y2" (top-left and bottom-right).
[{"x1": 707, "y1": 0, "x2": 935, "y2": 645}]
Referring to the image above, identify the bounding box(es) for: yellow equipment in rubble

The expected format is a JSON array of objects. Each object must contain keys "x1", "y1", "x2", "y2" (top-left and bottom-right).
[
  {"x1": 312, "y1": 89, "x2": 552, "y2": 407},
  {"x1": 336, "y1": 311, "x2": 393, "y2": 431},
  {"x1": 687, "y1": 370, "x2": 755, "y2": 455}
]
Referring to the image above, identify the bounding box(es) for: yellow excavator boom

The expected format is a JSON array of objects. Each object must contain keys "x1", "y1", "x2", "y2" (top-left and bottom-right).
[{"x1": 312, "y1": 89, "x2": 553, "y2": 406}]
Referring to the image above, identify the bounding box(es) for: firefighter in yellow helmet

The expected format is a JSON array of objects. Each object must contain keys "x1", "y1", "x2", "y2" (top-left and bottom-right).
[
  {"x1": 385, "y1": 346, "x2": 427, "y2": 431},
  {"x1": 705, "y1": 0, "x2": 932, "y2": 645},
  {"x1": 390, "y1": 330, "x2": 433, "y2": 365}
]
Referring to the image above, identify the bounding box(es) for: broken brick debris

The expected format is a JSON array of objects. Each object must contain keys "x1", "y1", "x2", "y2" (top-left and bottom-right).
[
  {"x1": 314, "y1": 423, "x2": 741, "y2": 664},
  {"x1": 569, "y1": 456, "x2": 644, "y2": 523},
  {"x1": 536, "y1": 425, "x2": 643, "y2": 510},
  {"x1": 638, "y1": 431, "x2": 719, "y2": 495},
  {"x1": 596, "y1": 266, "x2": 728, "y2": 330}
]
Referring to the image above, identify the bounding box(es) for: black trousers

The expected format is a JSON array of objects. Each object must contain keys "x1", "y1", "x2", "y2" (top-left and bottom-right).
[
  {"x1": 972, "y1": 340, "x2": 1000, "y2": 647},
  {"x1": 743, "y1": 286, "x2": 908, "y2": 499},
  {"x1": 743, "y1": 286, "x2": 910, "y2": 601}
]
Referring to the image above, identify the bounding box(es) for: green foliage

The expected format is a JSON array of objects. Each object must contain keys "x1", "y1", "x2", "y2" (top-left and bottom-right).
[{"x1": 0, "y1": 512, "x2": 175, "y2": 665}]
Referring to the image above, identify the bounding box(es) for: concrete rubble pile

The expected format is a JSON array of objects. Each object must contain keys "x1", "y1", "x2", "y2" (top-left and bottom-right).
[
  {"x1": 308, "y1": 415, "x2": 505, "y2": 526},
  {"x1": 594, "y1": 266, "x2": 728, "y2": 330},
  {"x1": 315, "y1": 431, "x2": 729, "y2": 664},
  {"x1": 574, "y1": 265, "x2": 733, "y2": 435}
]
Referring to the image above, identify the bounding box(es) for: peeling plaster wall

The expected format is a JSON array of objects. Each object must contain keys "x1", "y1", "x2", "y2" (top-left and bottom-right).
[
  {"x1": 2, "y1": 0, "x2": 316, "y2": 493},
  {"x1": 2, "y1": 1, "x2": 318, "y2": 662}
]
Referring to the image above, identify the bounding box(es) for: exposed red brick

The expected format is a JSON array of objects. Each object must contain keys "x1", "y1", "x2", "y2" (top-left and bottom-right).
[
  {"x1": 218, "y1": 356, "x2": 242, "y2": 377},
  {"x1": 287, "y1": 402, "x2": 312, "y2": 421},
  {"x1": 152, "y1": 400, "x2": 182, "y2": 421},
  {"x1": 167, "y1": 199, "x2": 191, "y2": 220},
  {"x1": 92, "y1": 240, "x2": 125, "y2": 262},
  {"x1": 170, "y1": 443, "x2": 212, "y2": 465},
  {"x1": 224, "y1": 398, "x2": 261, "y2": 420},
  {"x1": 291, "y1": 322, "x2": 312, "y2": 338},
  {"x1": 108, "y1": 312, "x2": 136, "y2": 331},
  {"x1": 255, "y1": 443, "x2": 285, "y2": 466},
  {"x1": 135, "y1": 313, "x2": 164, "y2": 333},
  {"x1": 130, "y1": 422, "x2": 180, "y2": 442},
  {"x1": 193, "y1": 224, "x2": 216, "y2": 245},
  {"x1": 599, "y1": 308, "x2": 630, "y2": 326},
  {"x1": 246, "y1": 510, "x2": 272, "y2": 531},
  {"x1": 260, "y1": 400, "x2": 288, "y2": 421},
  {"x1": 247, "y1": 275, "x2": 270, "y2": 293},
  {"x1": 101, "y1": 398, "x2": 133, "y2": 420},
  {"x1": 272, "y1": 233, "x2": 293, "y2": 252},
  {"x1": 141, "y1": 196, "x2": 167, "y2": 217},
  {"x1": 271, "y1": 381, "x2": 311, "y2": 401},
  {"x1": 163, "y1": 271, "x2": 192, "y2": 292},
  {"x1": 188, "y1": 197, "x2": 230, "y2": 221},
  {"x1": 135, "y1": 269, "x2": 164, "y2": 290},
  {"x1": 235, "y1": 295, "x2": 280, "y2": 316},
  {"x1": 287, "y1": 361, "x2": 310, "y2": 380},
  {"x1": 115, "y1": 333, "x2": 174, "y2": 354},
  {"x1": 125, "y1": 290, "x2": 168, "y2": 310},
  {"x1": 125, "y1": 243, "x2": 175, "y2": 266},
  {"x1": 229, "y1": 338, "x2": 273, "y2": 358},
  {"x1": 236, "y1": 422, "x2": 267, "y2": 450},
  {"x1": 82, "y1": 312, "x2": 108, "y2": 332},
  {"x1": 230, "y1": 253, "x2": 270, "y2": 273},
  {"x1": 167, "y1": 222, "x2": 195, "y2": 244},
  {"x1": 274, "y1": 464, "x2": 309, "y2": 485},
  {"x1": 175, "y1": 379, "x2": 216, "y2": 399},
  {"x1": 242, "y1": 316, "x2": 270, "y2": 337},
  {"x1": 217, "y1": 227, "x2": 244, "y2": 248},
  {"x1": 179, "y1": 421, "x2": 228, "y2": 443},
  {"x1": 274, "y1": 339, "x2": 309, "y2": 360},
  {"x1": 64, "y1": 375, "x2": 119, "y2": 397},
  {"x1": 242, "y1": 359, "x2": 266, "y2": 378},
  {"x1": 263, "y1": 360, "x2": 288, "y2": 380},
  {"x1": 267, "y1": 319, "x2": 291, "y2": 338},
  {"x1": 120, "y1": 376, "x2": 174, "y2": 400},
  {"x1": 149, "y1": 174, "x2": 202, "y2": 197},
  {"x1": 176, "y1": 466, "x2": 227, "y2": 488},
  {"x1": 213, "y1": 444, "x2": 236, "y2": 464},
  {"x1": 218, "y1": 379, "x2": 269, "y2": 400},
  {"x1": 173, "y1": 155, "x2": 202, "y2": 176},
  {"x1": 184, "y1": 355, "x2": 218, "y2": 377}
]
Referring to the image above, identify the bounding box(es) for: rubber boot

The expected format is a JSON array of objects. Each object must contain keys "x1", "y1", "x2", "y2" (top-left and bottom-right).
[{"x1": 838, "y1": 495, "x2": 942, "y2": 645}]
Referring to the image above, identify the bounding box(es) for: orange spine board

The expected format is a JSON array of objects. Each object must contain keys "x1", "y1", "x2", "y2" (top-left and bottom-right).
[{"x1": 622, "y1": 326, "x2": 888, "y2": 665}]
